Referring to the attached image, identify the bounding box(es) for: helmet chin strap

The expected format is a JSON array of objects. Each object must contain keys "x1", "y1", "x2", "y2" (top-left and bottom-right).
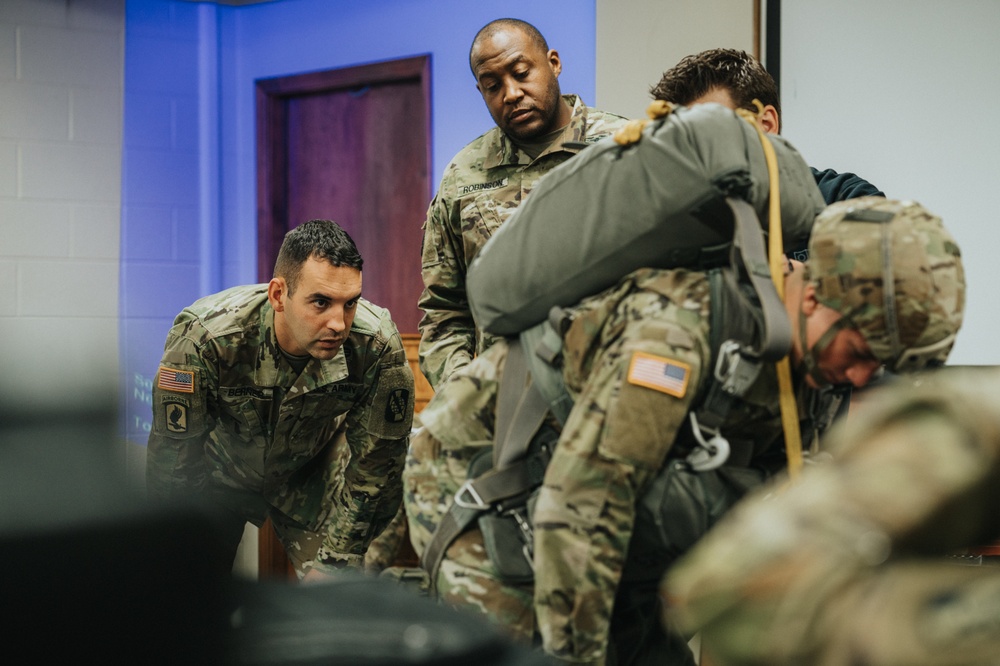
[{"x1": 798, "y1": 308, "x2": 852, "y2": 388}]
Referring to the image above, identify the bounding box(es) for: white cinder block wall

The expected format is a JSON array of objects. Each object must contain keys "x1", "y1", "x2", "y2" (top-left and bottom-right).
[
  {"x1": 0, "y1": 0, "x2": 123, "y2": 414},
  {"x1": 595, "y1": 0, "x2": 755, "y2": 120}
]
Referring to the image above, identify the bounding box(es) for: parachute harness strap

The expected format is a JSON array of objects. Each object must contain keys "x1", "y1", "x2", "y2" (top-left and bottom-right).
[
  {"x1": 880, "y1": 220, "x2": 902, "y2": 363},
  {"x1": 736, "y1": 100, "x2": 805, "y2": 480},
  {"x1": 611, "y1": 99, "x2": 804, "y2": 479}
]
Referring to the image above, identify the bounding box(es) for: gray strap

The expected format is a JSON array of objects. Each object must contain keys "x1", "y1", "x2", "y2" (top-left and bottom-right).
[
  {"x1": 420, "y1": 337, "x2": 552, "y2": 592},
  {"x1": 419, "y1": 503, "x2": 480, "y2": 590},
  {"x1": 493, "y1": 337, "x2": 529, "y2": 466},
  {"x1": 519, "y1": 318, "x2": 574, "y2": 425},
  {"x1": 497, "y1": 393, "x2": 549, "y2": 469},
  {"x1": 689, "y1": 198, "x2": 791, "y2": 448},
  {"x1": 728, "y1": 197, "x2": 791, "y2": 361}
]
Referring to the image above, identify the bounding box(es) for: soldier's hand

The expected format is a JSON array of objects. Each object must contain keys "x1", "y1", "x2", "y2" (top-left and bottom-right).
[{"x1": 300, "y1": 566, "x2": 343, "y2": 585}]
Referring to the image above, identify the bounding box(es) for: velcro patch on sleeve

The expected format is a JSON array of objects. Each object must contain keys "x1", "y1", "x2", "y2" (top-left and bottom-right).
[
  {"x1": 367, "y1": 364, "x2": 414, "y2": 440},
  {"x1": 157, "y1": 366, "x2": 195, "y2": 393},
  {"x1": 627, "y1": 352, "x2": 690, "y2": 398},
  {"x1": 163, "y1": 401, "x2": 189, "y2": 433}
]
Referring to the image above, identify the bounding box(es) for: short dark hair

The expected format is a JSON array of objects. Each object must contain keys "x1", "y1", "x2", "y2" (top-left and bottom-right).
[
  {"x1": 273, "y1": 219, "x2": 363, "y2": 294},
  {"x1": 469, "y1": 18, "x2": 549, "y2": 73},
  {"x1": 650, "y1": 48, "x2": 780, "y2": 120}
]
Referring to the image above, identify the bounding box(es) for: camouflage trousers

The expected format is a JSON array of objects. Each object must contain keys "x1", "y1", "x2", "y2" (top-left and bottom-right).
[
  {"x1": 405, "y1": 412, "x2": 699, "y2": 663},
  {"x1": 404, "y1": 343, "x2": 538, "y2": 643},
  {"x1": 208, "y1": 486, "x2": 332, "y2": 578},
  {"x1": 364, "y1": 504, "x2": 408, "y2": 573},
  {"x1": 404, "y1": 269, "x2": 714, "y2": 664},
  {"x1": 207, "y1": 425, "x2": 358, "y2": 577}
]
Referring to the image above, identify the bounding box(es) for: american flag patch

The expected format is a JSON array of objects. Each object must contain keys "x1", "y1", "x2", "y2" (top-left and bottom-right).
[
  {"x1": 157, "y1": 366, "x2": 195, "y2": 393},
  {"x1": 627, "y1": 352, "x2": 690, "y2": 397}
]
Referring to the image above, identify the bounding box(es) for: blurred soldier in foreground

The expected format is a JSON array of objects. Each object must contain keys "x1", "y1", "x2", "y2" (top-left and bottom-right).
[
  {"x1": 664, "y1": 365, "x2": 1000, "y2": 666},
  {"x1": 146, "y1": 219, "x2": 414, "y2": 580},
  {"x1": 405, "y1": 196, "x2": 966, "y2": 665}
]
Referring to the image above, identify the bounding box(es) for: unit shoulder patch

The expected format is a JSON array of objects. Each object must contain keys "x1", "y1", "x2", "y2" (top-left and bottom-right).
[
  {"x1": 163, "y1": 401, "x2": 189, "y2": 433},
  {"x1": 385, "y1": 388, "x2": 410, "y2": 423}
]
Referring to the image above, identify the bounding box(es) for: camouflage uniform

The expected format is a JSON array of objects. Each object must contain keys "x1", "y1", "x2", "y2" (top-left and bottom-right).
[
  {"x1": 146, "y1": 284, "x2": 414, "y2": 575},
  {"x1": 363, "y1": 502, "x2": 409, "y2": 572},
  {"x1": 417, "y1": 94, "x2": 629, "y2": 389},
  {"x1": 407, "y1": 198, "x2": 966, "y2": 665},
  {"x1": 407, "y1": 267, "x2": 811, "y2": 664},
  {"x1": 663, "y1": 366, "x2": 1000, "y2": 666}
]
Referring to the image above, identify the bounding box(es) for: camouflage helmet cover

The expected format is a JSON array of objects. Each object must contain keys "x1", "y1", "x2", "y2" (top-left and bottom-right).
[{"x1": 806, "y1": 197, "x2": 965, "y2": 373}]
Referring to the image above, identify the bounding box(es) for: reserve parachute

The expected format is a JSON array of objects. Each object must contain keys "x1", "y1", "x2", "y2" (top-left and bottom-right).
[{"x1": 466, "y1": 102, "x2": 826, "y2": 336}]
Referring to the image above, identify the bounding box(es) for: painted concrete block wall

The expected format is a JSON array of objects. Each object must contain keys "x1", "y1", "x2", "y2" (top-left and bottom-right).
[
  {"x1": 781, "y1": 1, "x2": 1000, "y2": 366},
  {"x1": 121, "y1": 0, "x2": 205, "y2": 447},
  {"x1": 214, "y1": 0, "x2": 600, "y2": 291},
  {"x1": 0, "y1": 0, "x2": 123, "y2": 420},
  {"x1": 595, "y1": 0, "x2": 755, "y2": 119}
]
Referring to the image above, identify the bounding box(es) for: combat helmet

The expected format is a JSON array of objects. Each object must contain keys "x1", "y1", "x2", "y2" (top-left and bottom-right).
[{"x1": 802, "y1": 197, "x2": 965, "y2": 380}]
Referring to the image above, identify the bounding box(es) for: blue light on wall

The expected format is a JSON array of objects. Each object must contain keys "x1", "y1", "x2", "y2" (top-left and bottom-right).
[{"x1": 121, "y1": 0, "x2": 207, "y2": 443}]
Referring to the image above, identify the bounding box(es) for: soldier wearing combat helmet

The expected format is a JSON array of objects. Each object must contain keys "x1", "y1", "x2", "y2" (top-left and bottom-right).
[
  {"x1": 403, "y1": 196, "x2": 965, "y2": 665},
  {"x1": 802, "y1": 196, "x2": 964, "y2": 381},
  {"x1": 663, "y1": 228, "x2": 980, "y2": 664}
]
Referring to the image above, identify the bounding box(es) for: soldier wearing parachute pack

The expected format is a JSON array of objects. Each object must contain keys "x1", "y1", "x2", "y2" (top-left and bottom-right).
[{"x1": 403, "y1": 99, "x2": 966, "y2": 665}]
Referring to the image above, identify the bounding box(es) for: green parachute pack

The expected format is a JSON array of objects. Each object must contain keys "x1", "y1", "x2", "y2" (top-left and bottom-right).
[
  {"x1": 421, "y1": 103, "x2": 833, "y2": 590},
  {"x1": 466, "y1": 102, "x2": 826, "y2": 336}
]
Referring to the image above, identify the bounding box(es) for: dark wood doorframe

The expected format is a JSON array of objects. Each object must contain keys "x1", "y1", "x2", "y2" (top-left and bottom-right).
[
  {"x1": 256, "y1": 54, "x2": 432, "y2": 281},
  {"x1": 254, "y1": 55, "x2": 431, "y2": 581}
]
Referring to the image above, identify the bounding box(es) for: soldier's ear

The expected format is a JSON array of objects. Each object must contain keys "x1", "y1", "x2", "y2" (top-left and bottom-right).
[
  {"x1": 267, "y1": 278, "x2": 287, "y2": 312},
  {"x1": 760, "y1": 104, "x2": 780, "y2": 134},
  {"x1": 800, "y1": 283, "x2": 819, "y2": 317},
  {"x1": 547, "y1": 49, "x2": 562, "y2": 77}
]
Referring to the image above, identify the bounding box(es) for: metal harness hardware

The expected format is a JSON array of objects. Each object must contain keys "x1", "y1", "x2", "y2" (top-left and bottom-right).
[
  {"x1": 686, "y1": 412, "x2": 731, "y2": 472},
  {"x1": 714, "y1": 339, "x2": 765, "y2": 397},
  {"x1": 453, "y1": 481, "x2": 489, "y2": 511}
]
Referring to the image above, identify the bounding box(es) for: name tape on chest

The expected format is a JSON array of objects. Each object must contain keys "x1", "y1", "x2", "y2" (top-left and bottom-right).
[{"x1": 460, "y1": 177, "x2": 509, "y2": 195}]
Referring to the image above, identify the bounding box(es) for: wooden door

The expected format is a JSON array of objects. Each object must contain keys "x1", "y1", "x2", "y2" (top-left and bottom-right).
[
  {"x1": 257, "y1": 55, "x2": 431, "y2": 332},
  {"x1": 256, "y1": 56, "x2": 432, "y2": 580}
]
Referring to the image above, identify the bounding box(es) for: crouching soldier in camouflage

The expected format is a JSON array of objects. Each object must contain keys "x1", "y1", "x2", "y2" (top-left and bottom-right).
[
  {"x1": 146, "y1": 219, "x2": 414, "y2": 580},
  {"x1": 664, "y1": 365, "x2": 1000, "y2": 666},
  {"x1": 403, "y1": 198, "x2": 965, "y2": 665}
]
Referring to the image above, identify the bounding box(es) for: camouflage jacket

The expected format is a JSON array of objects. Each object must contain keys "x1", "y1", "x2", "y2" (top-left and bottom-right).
[
  {"x1": 417, "y1": 95, "x2": 629, "y2": 389},
  {"x1": 664, "y1": 366, "x2": 1000, "y2": 666},
  {"x1": 411, "y1": 267, "x2": 834, "y2": 664},
  {"x1": 146, "y1": 285, "x2": 414, "y2": 563}
]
